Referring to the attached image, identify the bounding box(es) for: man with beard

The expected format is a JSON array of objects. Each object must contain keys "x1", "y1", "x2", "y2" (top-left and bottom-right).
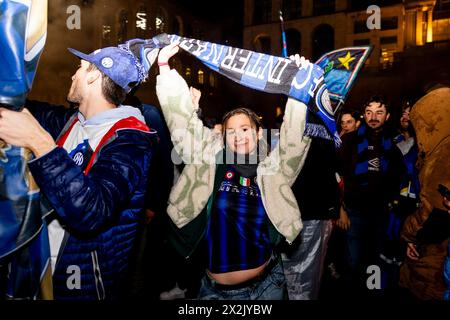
[
  {"x1": 336, "y1": 96, "x2": 405, "y2": 299},
  {"x1": 0, "y1": 45, "x2": 155, "y2": 300}
]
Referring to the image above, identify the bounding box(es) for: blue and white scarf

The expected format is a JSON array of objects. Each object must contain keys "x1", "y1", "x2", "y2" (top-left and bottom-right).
[{"x1": 121, "y1": 34, "x2": 372, "y2": 147}]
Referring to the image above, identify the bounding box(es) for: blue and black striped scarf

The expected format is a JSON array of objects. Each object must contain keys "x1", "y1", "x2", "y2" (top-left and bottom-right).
[
  {"x1": 122, "y1": 34, "x2": 372, "y2": 148},
  {"x1": 122, "y1": 34, "x2": 340, "y2": 147},
  {"x1": 354, "y1": 124, "x2": 393, "y2": 182}
]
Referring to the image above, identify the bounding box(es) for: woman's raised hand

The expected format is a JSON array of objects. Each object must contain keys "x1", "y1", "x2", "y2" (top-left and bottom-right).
[{"x1": 158, "y1": 41, "x2": 180, "y2": 64}]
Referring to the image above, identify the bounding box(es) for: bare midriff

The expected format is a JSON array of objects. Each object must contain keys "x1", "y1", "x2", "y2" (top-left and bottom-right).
[{"x1": 207, "y1": 259, "x2": 270, "y2": 285}]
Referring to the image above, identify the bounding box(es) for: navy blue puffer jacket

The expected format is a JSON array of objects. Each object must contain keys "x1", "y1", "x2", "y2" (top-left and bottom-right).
[{"x1": 25, "y1": 100, "x2": 154, "y2": 300}]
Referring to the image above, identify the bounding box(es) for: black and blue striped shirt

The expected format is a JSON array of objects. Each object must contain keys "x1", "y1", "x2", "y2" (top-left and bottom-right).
[{"x1": 206, "y1": 165, "x2": 272, "y2": 273}]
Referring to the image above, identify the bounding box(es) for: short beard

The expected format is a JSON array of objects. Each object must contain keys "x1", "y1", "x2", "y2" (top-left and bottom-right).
[{"x1": 67, "y1": 92, "x2": 82, "y2": 104}]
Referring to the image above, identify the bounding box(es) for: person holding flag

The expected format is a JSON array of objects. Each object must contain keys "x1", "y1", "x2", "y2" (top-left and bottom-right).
[
  {"x1": 118, "y1": 31, "x2": 371, "y2": 300},
  {"x1": 155, "y1": 41, "x2": 312, "y2": 300},
  {"x1": 0, "y1": 0, "x2": 52, "y2": 300},
  {"x1": 0, "y1": 32, "x2": 156, "y2": 300}
]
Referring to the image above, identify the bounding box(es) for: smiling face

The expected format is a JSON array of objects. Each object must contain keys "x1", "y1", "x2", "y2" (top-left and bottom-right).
[
  {"x1": 224, "y1": 113, "x2": 261, "y2": 155},
  {"x1": 364, "y1": 102, "x2": 390, "y2": 129}
]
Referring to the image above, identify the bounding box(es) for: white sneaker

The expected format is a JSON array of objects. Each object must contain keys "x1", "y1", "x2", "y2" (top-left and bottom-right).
[{"x1": 159, "y1": 283, "x2": 187, "y2": 300}]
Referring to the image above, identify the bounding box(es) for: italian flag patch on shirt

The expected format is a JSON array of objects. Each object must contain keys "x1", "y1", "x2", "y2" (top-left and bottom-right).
[{"x1": 239, "y1": 176, "x2": 250, "y2": 187}]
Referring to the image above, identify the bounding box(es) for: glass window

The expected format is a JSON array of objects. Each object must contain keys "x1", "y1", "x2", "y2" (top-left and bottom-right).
[
  {"x1": 353, "y1": 39, "x2": 370, "y2": 46},
  {"x1": 312, "y1": 24, "x2": 334, "y2": 61},
  {"x1": 354, "y1": 20, "x2": 368, "y2": 34},
  {"x1": 156, "y1": 7, "x2": 167, "y2": 33},
  {"x1": 440, "y1": 0, "x2": 450, "y2": 8},
  {"x1": 209, "y1": 73, "x2": 216, "y2": 88},
  {"x1": 185, "y1": 67, "x2": 191, "y2": 81},
  {"x1": 285, "y1": 29, "x2": 301, "y2": 56},
  {"x1": 102, "y1": 25, "x2": 111, "y2": 41},
  {"x1": 350, "y1": 0, "x2": 402, "y2": 11},
  {"x1": 136, "y1": 6, "x2": 147, "y2": 38},
  {"x1": 381, "y1": 17, "x2": 398, "y2": 30},
  {"x1": 282, "y1": 0, "x2": 302, "y2": 20},
  {"x1": 198, "y1": 70, "x2": 204, "y2": 85},
  {"x1": 313, "y1": 0, "x2": 335, "y2": 16},
  {"x1": 185, "y1": 24, "x2": 193, "y2": 37},
  {"x1": 380, "y1": 47, "x2": 396, "y2": 70},
  {"x1": 173, "y1": 16, "x2": 181, "y2": 35},
  {"x1": 434, "y1": 0, "x2": 450, "y2": 18},
  {"x1": 117, "y1": 10, "x2": 128, "y2": 43},
  {"x1": 380, "y1": 36, "x2": 397, "y2": 45},
  {"x1": 254, "y1": 0, "x2": 272, "y2": 24},
  {"x1": 253, "y1": 36, "x2": 272, "y2": 54}
]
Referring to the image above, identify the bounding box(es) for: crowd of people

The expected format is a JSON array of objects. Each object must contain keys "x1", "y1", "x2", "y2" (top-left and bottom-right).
[{"x1": 0, "y1": 36, "x2": 449, "y2": 301}]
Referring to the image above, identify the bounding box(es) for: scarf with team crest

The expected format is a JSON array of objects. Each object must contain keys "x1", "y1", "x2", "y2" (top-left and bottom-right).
[{"x1": 120, "y1": 33, "x2": 372, "y2": 147}]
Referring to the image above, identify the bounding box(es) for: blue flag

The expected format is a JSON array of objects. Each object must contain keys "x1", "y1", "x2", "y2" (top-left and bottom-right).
[
  {"x1": 316, "y1": 46, "x2": 373, "y2": 103},
  {"x1": 0, "y1": 0, "x2": 52, "y2": 299}
]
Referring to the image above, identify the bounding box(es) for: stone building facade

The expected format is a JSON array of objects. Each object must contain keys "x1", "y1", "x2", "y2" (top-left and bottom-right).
[
  {"x1": 242, "y1": 0, "x2": 450, "y2": 118},
  {"x1": 28, "y1": 0, "x2": 224, "y2": 113}
]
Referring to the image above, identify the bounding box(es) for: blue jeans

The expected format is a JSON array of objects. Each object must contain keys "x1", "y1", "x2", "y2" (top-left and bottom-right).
[
  {"x1": 197, "y1": 256, "x2": 287, "y2": 300},
  {"x1": 345, "y1": 206, "x2": 389, "y2": 296},
  {"x1": 346, "y1": 206, "x2": 388, "y2": 271}
]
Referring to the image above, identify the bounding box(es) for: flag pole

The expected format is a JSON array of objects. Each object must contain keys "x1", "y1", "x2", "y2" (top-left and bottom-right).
[
  {"x1": 279, "y1": 10, "x2": 288, "y2": 58},
  {"x1": 335, "y1": 99, "x2": 345, "y2": 115}
]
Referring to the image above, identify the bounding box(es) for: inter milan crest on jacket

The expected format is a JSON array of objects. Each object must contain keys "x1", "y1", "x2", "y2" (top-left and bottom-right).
[{"x1": 68, "y1": 139, "x2": 93, "y2": 172}]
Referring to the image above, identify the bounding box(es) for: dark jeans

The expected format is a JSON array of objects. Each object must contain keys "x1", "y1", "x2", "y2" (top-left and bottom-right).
[
  {"x1": 345, "y1": 206, "x2": 389, "y2": 298},
  {"x1": 0, "y1": 262, "x2": 7, "y2": 300}
]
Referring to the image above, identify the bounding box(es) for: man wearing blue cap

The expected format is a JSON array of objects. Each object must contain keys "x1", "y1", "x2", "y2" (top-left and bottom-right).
[{"x1": 0, "y1": 45, "x2": 155, "y2": 300}]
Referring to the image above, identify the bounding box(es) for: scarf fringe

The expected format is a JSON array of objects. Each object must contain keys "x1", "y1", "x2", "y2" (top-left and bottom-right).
[{"x1": 304, "y1": 123, "x2": 333, "y2": 141}]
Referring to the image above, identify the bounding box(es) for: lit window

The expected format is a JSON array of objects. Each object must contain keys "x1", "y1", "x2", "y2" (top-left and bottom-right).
[
  {"x1": 155, "y1": 17, "x2": 164, "y2": 31},
  {"x1": 102, "y1": 25, "x2": 111, "y2": 40},
  {"x1": 209, "y1": 73, "x2": 216, "y2": 87},
  {"x1": 136, "y1": 6, "x2": 147, "y2": 37},
  {"x1": 380, "y1": 47, "x2": 395, "y2": 70},
  {"x1": 198, "y1": 70, "x2": 204, "y2": 84},
  {"x1": 185, "y1": 67, "x2": 191, "y2": 80},
  {"x1": 156, "y1": 7, "x2": 167, "y2": 32}
]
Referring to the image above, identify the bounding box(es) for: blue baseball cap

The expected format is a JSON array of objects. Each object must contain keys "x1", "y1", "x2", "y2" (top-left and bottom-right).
[{"x1": 68, "y1": 46, "x2": 147, "y2": 93}]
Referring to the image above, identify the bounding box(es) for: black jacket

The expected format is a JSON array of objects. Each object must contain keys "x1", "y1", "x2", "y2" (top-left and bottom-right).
[{"x1": 291, "y1": 137, "x2": 340, "y2": 220}]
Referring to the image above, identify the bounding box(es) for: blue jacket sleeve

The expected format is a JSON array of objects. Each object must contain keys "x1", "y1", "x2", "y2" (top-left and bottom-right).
[
  {"x1": 25, "y1": 100, "x2": 77, "y2": 140},
  {"x1": 28, "y1": 130, "x2": 152, "y2": 234}
]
